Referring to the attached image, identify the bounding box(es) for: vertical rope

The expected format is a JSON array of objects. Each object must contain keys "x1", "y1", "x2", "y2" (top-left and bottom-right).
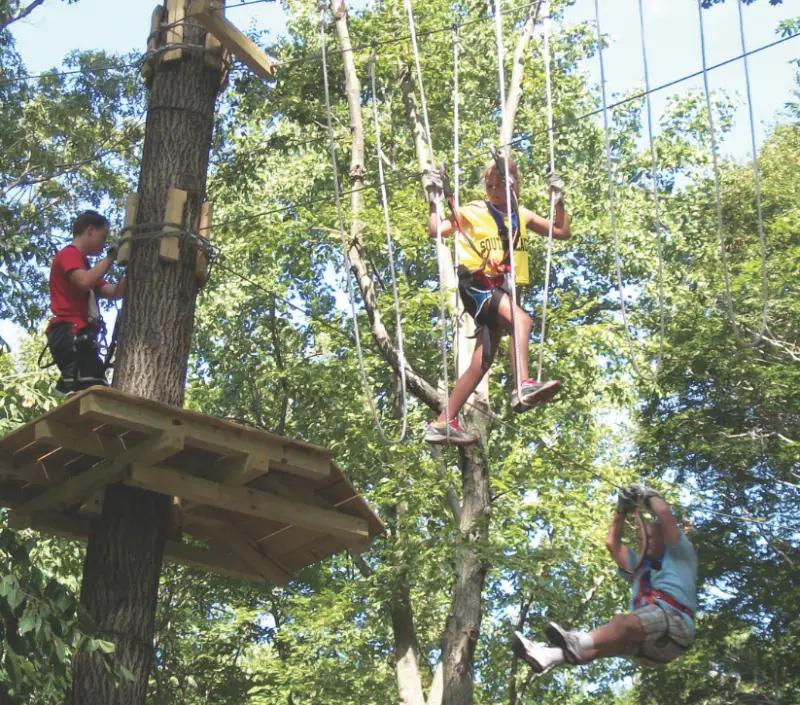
[
  {"x1": 318, "y1": 5, "x2": 389, "y2": 441},
  {"x1": 452, "y1": 25, "x2": 463, "y2": 375},
  {"x1": 368, "y1": 49, "x2": 409, "y2": 442},
  {"x1": 697, "y1": 0, "x2": 768, "y2": 347},
  {"x1": 535, "y1": 0, "x2": 555, "y2": 384},
  {"x1": 636, "y1": 0, "x2": 666, "y2": 374},
  {"x1": 404, "y1": 0, "x2": 451, "y2": 432},
  {"x1": 493, "y1": 0, "x2": 523, "y2": 394},
  {"x1": 736, "y1": 0, "x2": 769, "y2": 343},
  {"x1": 594, "y1": 0, "x2": 649, "y2": 378}
]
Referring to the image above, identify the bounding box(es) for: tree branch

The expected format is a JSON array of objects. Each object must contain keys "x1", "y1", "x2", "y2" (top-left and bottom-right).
[{"x1": 0, "y1": 0, "x2": 47, "y2": 33}]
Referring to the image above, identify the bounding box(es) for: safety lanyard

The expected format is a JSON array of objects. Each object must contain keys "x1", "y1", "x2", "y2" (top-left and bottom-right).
[{"x1": 485, "y1": 201, "x2": 520, "y2": 262}]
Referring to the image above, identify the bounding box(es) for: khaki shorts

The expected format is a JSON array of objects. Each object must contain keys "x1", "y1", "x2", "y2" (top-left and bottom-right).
[{"x1": 622, "y1": 603, "x2": 693, "y2": 668}]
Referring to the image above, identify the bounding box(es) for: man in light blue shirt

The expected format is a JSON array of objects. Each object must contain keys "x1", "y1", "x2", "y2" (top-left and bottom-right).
[{"x1": 513, "y1": 486, "x2": 698, "y2": 671}]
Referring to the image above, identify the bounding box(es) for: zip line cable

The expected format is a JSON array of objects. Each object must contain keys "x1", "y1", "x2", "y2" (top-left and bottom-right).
[
  {"x1": 452, "y1": 26, "x2": 463, "y2": 375},
  {"x1": 492, "y1": 0, "x2": 523, "y2": 398},
  {"x1": 536, "y1": 0, "x2": 556, "y2": 385},
  {"x1": 368, "y1": 48, "x2": 409, "y2": 442},
  {"x1": 404, "y1": 0, "x2": 452, "y2": 439},
  {"x1": 636, "y1": 0, "x2": 666, "y2": 375},
  {"x1": 318, "y1": 3, "x2": 389, "y2": 440}
]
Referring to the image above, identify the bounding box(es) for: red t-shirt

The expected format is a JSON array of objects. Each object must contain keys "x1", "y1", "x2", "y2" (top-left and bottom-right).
[{"x1": 48, "y1": 244, "x2": 107, "y2": 333}]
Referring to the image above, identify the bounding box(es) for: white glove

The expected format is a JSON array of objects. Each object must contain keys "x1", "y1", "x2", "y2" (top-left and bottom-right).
[
  {"x1": 422, "y1": 167, "x2": 444, "y2": 205},
  {"x1": 546, "y1": 171, "x2": 565, "y2": 205}
]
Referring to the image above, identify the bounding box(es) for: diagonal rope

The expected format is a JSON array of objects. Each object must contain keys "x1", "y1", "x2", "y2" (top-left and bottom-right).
[
  {"x1": 404, "y1": 0, "x2": 452, "y2": 436},
  {"x1": 636, "y1": 0, "x2": 666, "y2": 374},
  {"x1": 318, "y1": 4, "x2": 393, "y2": 442},
  {"x1": 535, "y1": 0, "x2": 556, "y2": 384},
  {"x1": 493, "y1": 0, "x2": 523, "y2": 396},
  {"x1": 368, "y1": 49, "x2": 409, "y2": 442},
  {"x1": 594, "y1": 0, "x2": 654, "y2": 380}
]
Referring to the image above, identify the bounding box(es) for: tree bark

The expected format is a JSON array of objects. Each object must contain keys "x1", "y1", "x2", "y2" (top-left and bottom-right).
[{"x1": 68, "y1": 3, "x2": 221, "y2": 702}]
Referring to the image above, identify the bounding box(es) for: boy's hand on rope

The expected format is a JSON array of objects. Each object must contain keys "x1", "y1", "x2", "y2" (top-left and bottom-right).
[
  {"x1": 422, "y1": 167, "x2": 444, "y2": 205},
  {"x1": 623, "y1": 484, "x2": 663, "y2": 511},
  {"x1": 546, "y1": 171, "x2": 565, "y2": 205},
  {"x1": 106, "y1": 244, "x2": 119, "y2": 261}
]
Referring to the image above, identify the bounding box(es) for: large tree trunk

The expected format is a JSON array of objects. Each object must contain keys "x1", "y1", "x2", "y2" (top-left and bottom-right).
[{"x1": 68, "y1": 3, "x2": 221, "y2": 703}]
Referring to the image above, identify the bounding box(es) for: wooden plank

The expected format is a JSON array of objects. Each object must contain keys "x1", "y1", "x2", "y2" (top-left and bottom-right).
[
  {"x1": 195, "y1": 201, "x2": 212, "y2": 286},
  {"x1": 160, "y1": 187, "x2": 187, "y2": 263},
  {"x1": 188, "y1": 0, "x2": 274, "y2": 80},
  {"x1": 79, "y1": 392, "x2": 329, "y2": 480},
  {"x1": 34, "y1": 419, "x2": 113, "y2": 459},
  {"x1": 118, "y1": 193, "x2": 139, "y2": 265},
  {"x1": 15, "y1": 512, "x2": 263, "y2": 582},
  {"x1": 9, "y1": 431, "x2": 184, "y2": 524},
  {"x1": 126, "y1": 465, "x2": 369, "y2": 541},
  {"x1": 182, "y1": 453, "x2": 269, "y2": 513},
  {"x1": 190, "y1": 524, "x2": 291, "y2": 585},
  {"x1": 163, "y1": 0, "x2": 185, "y2": 63}
]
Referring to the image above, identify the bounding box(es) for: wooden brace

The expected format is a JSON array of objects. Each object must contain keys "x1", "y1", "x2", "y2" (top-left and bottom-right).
[{"x1": 160, "y1": 187, "x2": 188, "y2": 263}]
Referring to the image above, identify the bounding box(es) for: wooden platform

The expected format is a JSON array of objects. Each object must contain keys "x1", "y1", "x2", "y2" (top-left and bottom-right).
[{"x1": 0, "y1": 387, "x2": 383, "y2": 583}]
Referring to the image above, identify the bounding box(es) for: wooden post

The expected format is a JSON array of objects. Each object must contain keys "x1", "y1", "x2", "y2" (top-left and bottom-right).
[
  {"x1": 195, "y1": 201, "x2": 212, "y2": 285},
  {"x1": 163, "y1": 0, "x2": 185, "y2": 63},
  {"x1": 159, "y1": 187, "x2": 187, "y2": 263},
  {"x1": 203, "y1": 0, "x2": 230, "y2": 88},
  {"x1": 117, "y1": 193, "x2": 139, "y2": 267}
]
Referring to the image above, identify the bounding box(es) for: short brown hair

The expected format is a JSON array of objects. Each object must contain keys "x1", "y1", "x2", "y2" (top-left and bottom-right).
[
  {"x1": 483, "y1": 158, "x2": 522, "y2": 194},
  {"x1": 72, "y1": 210, "x2": 109, "y2": 238}
]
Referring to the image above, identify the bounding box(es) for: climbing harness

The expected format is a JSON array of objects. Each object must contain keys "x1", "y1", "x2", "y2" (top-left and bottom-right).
[
  {"x1": 319, "y1": 4, "x2": 397, "y2": 443},
  {"x1": 636, "y1": 0, "x2": 666, "y2": 374},
  {"x1": 594, "y1": 0, "x2": 659, "y2": 380},
  {"x1": 367, "y1": 48, "x2": 409, "y2": 442},
  {"x1": 697, "y1": 0, "x2": 769, "y2": 347},
  {"x1": 536, "y1": 0, "x2": 556, "y2": 385},
  {"x1": 404, "y1": 0, "x2": 452, "y2": 439}
]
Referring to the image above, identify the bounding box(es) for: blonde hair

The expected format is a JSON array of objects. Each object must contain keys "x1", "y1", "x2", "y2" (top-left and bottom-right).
[{"x1": 483, "y1": 159, "x2": 522, "y2": 196}]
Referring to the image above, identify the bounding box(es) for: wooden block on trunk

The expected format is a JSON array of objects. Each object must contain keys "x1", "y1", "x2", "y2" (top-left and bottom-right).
[
  {"x1": 118, "y1": 193, "x2": 139, "y2": 266},
  {"x1": 163, "y1": 0, "x2": 185, "y2": 63},
  {"x1": 160, "y1": 187, "x2": 188, "y2": 263},
  {"x1": 141, "y1": 5, "x2": 165, "y2": 80}
]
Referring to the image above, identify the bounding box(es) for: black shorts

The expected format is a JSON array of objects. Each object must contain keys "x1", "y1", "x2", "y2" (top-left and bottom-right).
[
  {"x1": 457, "y1": 270, "x2": 508, "y2": 328},
  {"x1": 46, "y1": 323, "x2": 108, "y2": 390}
]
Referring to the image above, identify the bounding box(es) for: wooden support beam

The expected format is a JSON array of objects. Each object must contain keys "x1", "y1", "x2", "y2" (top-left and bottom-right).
[
  {"x1": 188, "y1": 0, "x2": 274, "y2": 80},
  {"x1": 163, "y1": 0, "x2": 185, "y2": 63},
  {"x1": 78, "y1": 392, "x2": 330, "y2": 480},
  {"x1": 15, "y1": 512, "x2": 263, "y2": 582},
  {"x1": 126, "y1": 465, "x2": 369, "y2": 541},
  {"x1": 195, "y1": 201, "x2": 212, "y2": 286},
  {"x1": 118, "y1": 193, "x2": 140, "y2": 266},
  {"x1": 34, "y1": 419, "x2": 115, "y2": 459},
  {"x1": 182, "y1": 452, "x2": 269, "y2": 513},
  {"x1": 203, "y1": 0, "x2": 230, "y2": 88},
  {"x1": 190, "y1": 524, "x2": 291, "y2": 585},
  {"x1": 160, "y1": 187, "x2": 187, "y2": 263},
  {"x1": 9, "y1": 431, "x2": 184, "y2": 525}
]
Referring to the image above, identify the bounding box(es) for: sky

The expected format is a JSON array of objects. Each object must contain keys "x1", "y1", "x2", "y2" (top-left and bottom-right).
[{"x1": 2, "y1": 0, "x2": 798, "y2": 350}]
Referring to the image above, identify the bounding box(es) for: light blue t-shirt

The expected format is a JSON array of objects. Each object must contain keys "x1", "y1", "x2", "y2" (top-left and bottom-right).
[{"x1": 621, "y1": 531, "x2": 698, "y2": 637}]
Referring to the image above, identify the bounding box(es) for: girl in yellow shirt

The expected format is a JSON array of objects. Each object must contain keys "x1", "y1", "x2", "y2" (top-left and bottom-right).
[{"x1": 423, "y1": 159, "x2": 571, "y2": 445}]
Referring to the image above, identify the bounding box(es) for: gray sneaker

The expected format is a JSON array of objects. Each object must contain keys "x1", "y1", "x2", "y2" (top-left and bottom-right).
[
  {"x1": 545, "y1": 621, "x2": 582, "y2": 665},
  {"x1": 424, "y1": 419, "x2": 477, "y2": 446},
  {"x1": 511, "y1": 379, "x2": 561, "y2": 413},
  {"x1": 511, "y1": 631, "x2": 550, "y2": 672}
]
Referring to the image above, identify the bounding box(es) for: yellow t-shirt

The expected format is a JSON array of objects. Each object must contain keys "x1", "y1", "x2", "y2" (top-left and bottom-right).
[{"x1": 456, "y1": 201, "x2": 529, "y2": 285}]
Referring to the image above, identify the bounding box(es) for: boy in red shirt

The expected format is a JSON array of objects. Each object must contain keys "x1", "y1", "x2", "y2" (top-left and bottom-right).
[{"x1": 46, "y1": 210, "x2": 124, "y2": 394}]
